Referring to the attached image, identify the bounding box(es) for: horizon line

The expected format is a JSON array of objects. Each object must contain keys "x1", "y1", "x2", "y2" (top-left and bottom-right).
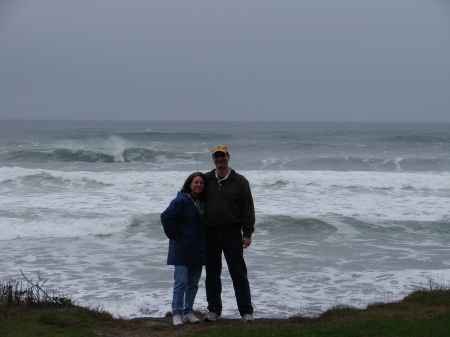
[{"x1": 1, "y1": 118, "x2": 449, "y2": 124}]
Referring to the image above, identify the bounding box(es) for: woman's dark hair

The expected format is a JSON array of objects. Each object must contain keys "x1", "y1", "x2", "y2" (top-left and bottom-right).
[{"x1": 181, "y1": 172, "x2": 207, "y2": 199}]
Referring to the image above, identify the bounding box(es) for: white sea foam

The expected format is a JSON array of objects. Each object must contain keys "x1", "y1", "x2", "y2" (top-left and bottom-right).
[
  {"x1": 2, "y1": 168, "x2": 450, "y2": 241},
  {"x1": 0, "y1": 216, "x2": 132, "y2": 240},
  {"x1": 106, "y1": 135, "x2": 127, "y2": 162},
  {"x1": 3, "y1": 236, "x2": 446, "y2": 318},
  {"x1": 247, "y1": 170, "x2": 450, "y2": 222}
]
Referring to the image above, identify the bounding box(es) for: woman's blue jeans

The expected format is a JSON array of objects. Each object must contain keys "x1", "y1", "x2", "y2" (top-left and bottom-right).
[{"x1": 172, "y1": 265, "x2": 203, "y2": 315}]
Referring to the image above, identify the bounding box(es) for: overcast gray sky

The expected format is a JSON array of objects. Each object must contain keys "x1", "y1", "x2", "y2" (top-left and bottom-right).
[{"x1": 1, "y1": 0, "x2": 449, "y2": 122}]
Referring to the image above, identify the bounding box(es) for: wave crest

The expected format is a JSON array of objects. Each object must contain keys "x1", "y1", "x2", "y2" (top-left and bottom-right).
[
  {"x1": 3, "y1": 147, "x2": 198, "y2": 163},
  {"x1": 0, "y1": 215, "x2": 132, "y2": 240}
]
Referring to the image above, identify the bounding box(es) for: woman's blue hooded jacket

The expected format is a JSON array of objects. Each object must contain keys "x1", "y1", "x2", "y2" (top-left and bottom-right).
[{"x1": 160, "y1": 192, "x2": 206, "y2": 266}]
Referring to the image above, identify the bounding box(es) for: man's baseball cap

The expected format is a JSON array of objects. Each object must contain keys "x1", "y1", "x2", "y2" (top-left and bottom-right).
[{"x1": 212, "y1": 145, "x2": 229, "y2": 155}]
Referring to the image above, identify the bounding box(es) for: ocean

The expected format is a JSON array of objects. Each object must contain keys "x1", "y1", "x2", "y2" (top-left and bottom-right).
[{"x1": 1, "y1": 120, "x2": 449, "y2": 318}]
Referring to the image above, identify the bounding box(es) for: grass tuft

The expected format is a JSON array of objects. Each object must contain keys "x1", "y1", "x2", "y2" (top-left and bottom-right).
[
  {"x1": 38, "y1": 312, "x2": 71, "y2": 328},
  {"x1": 402, "y1": 289, "x2": 450, "y2": 307}
]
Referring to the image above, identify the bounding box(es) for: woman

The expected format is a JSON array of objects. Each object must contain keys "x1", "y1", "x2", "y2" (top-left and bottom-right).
[{"x1": 160, "y1": 172, "x2": 207, "y2": 326}]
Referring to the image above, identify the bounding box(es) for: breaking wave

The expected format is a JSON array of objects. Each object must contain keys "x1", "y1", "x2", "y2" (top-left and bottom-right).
[{"x1": 3, "y1": 147, "x2": 199, "y2": 163}]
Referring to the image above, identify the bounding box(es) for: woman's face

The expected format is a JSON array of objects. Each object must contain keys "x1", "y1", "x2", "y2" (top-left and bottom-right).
[{"x1": 189, "y1": 176, "x2": 204, "y2": 196}]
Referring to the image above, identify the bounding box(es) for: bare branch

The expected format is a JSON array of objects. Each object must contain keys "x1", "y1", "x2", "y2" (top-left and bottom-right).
[{"x1": 20, "y1": 269, "x2": 55, "y2": 303}]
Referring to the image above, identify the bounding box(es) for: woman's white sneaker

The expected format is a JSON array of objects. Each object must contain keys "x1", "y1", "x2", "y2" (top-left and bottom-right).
[
  {"x1": 173, "y1": 314, "x2": 183, "y2": 326},
  {"x1": 183, "y1": 312, "x2": 200, "y2": 323}
]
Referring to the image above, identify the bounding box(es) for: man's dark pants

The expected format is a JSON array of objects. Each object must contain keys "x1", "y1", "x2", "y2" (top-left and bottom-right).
[{"x1": 205, "y1": 226, "x2": 253, "y2": 316}]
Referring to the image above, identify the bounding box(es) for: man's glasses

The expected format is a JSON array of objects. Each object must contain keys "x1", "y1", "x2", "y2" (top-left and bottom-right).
[{"x1": 213, "y1": 152, "x2": 227, "y2": 159}]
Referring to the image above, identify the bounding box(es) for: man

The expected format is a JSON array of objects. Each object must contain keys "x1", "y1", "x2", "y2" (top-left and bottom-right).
[{"x1": 203, "y1": 145, "x2": 255, "y2": 322}]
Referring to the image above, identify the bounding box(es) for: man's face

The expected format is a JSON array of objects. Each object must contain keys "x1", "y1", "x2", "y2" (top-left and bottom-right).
[{"x1": 212, "y1": 151, "x2": 230, "y2": 169}]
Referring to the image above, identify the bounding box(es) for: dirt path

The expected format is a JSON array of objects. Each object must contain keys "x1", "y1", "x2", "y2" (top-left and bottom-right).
[{"x1": 93, "y1": 316, "x2": 288, "y2": 337}]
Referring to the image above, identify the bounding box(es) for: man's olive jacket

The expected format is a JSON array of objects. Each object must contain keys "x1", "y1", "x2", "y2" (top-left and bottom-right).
[{"x1": 203, "y1": 169, "x2": 255, "y2": 238}]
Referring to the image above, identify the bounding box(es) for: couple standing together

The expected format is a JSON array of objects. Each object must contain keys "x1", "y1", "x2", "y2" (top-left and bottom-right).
[{"x1": 161, "y1": 145, "x2": 255, "y2": 326}]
